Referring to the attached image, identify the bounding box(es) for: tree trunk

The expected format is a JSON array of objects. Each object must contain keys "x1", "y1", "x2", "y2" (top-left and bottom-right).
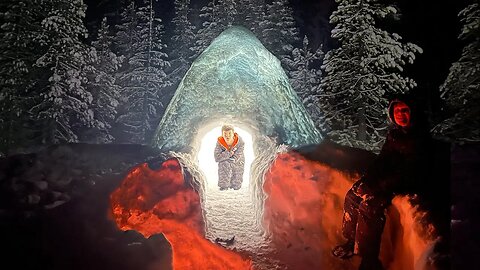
[{"x1": 358, "y1": 106, "x2": 366, "y2": 142}]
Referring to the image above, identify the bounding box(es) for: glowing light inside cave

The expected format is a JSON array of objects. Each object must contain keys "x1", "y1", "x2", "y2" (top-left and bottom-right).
[{"x1": 197, "y1": 126, "x2": 255, "y2": 190}]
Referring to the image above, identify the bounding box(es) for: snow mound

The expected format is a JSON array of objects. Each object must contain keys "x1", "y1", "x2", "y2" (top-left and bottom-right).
[{"x1": 152, "y1": 26, "x2": 321, "y2": 153}]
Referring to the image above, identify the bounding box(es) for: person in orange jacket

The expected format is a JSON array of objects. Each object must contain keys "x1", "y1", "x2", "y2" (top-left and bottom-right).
[{"x1": 214, "y1": 125, "x2": 245, "y2": 190}]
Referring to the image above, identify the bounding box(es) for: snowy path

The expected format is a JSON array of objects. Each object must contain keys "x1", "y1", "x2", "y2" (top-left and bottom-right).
[
  {"x1": 195, "y1": 128, "x2": 287, "y2": 268},
  {"x1": 203, "y1": 184, "x2": 285, "y2": 270}
]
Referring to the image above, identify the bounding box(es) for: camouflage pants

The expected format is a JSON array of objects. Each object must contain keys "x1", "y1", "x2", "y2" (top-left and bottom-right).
[
  {"x1": 217, "y1": 160, "x2": 244, "y2": 189},
  {"x1": 342, "y1": 179, "x2": 391, "y2": 258}
]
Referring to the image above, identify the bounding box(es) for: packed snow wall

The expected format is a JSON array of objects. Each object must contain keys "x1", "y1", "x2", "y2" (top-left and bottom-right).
[
  {"x1": 262, "y1": 148, "x2": 440, "y2": 270},
  {"x1": 110, "y1": 159, "x2": 252, "y2": 270},
  {"x1": 109, "y1": 141, "x2": 444, "y2": 270},
  {"x1": 151, "y1": 26, "x2": 322, "y2": 154}
]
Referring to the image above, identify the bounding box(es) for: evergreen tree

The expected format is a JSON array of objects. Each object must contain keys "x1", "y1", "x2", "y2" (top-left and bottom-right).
[
  {"x1": 170, "y1": 0, "x2": 196, "y2": 86},
  {"x1": 114, "y1": 1, "x2": 138, "y2": 60},
  {"x1": 86, "y1": 17, "x2": 123, "y2": 143},
  {"x1": 194, "y1": 0, "x2": 268, "y2": 56},
  {"x1": 217, "y1": 0, "x2": 238, "y2": 27},
  {"x1": 194, "y1": 0, "x2": 223, "y2": 56},
  {"x1": 434, "y1": 3, "x2": 480, "y2": 141},
  {"x1": 33, "y1": 0, "x2": 97, "y2": 144},
  {"x1": 320, "y1": 0, "x2": 422, "y2": 151},
  {"x1": 0, "y1": 0, "x2": 44, "y2": 152},
  {"x1": 238, "y1": 0, "x2": 267, "y2": 40},
  {"x1": 262, "y1": 0, "x2": 300, "y2": 61},
  {"x1": 286, "y1": 36, "x2": 324, "y2": 100},
  {"x1": 115, "y1": 0, "x2": 171, "y2": 144},
  {"x1": 283, "y1": 36, "x2": 326, "y2": 132}
]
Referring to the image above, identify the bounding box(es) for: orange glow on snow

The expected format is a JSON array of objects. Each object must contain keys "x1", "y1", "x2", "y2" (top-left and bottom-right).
[
  {"x1": 263, "y1": 151, "x2": 357, "y2": 269},
  {"x1": 381, "y1": 196, "x2": 438, "y2": 270},
  {"x1": 263, "y1": 151, "x2": 439, "y2": 270},
  {"x1": 109, "y1": 150, "x2": 439, "y2": 270},
  {"x1": 110, "y1": 159, "x2": 252, "y2": 270}
]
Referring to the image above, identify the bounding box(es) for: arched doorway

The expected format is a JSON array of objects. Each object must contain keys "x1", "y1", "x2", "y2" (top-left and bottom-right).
[{"x1": 197, "y1": 126, "x2": 254, "y2": 190}]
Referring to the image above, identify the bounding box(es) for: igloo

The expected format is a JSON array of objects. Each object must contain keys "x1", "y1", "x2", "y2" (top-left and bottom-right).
[{"x1": 151, "y1": 26, "x2": 322, "y2": 155}]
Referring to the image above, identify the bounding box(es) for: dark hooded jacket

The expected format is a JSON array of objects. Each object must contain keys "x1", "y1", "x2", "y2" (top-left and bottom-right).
[{"x1": 362, "y1": 96, "x2": 433, "y2": 196}]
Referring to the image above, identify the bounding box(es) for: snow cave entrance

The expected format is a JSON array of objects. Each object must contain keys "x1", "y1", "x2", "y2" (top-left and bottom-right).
[
  {"x1": 149, "y1": 26, "x2": 323, "y2": 268},
  {"x1": 197, "y1": 126, "x2": 254, "y2": 190},
  {"x1": 196, "y1": 126, "x2": 266, "y2": 249}
]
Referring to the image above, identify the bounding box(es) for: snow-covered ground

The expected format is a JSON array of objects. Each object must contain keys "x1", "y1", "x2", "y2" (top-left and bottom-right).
[
  {"x1": 197, "y1": 127, "x2": 285, "y2": 269},
  {"x1": 203, "y1": 184, "x2": 285, "y2": 270}
]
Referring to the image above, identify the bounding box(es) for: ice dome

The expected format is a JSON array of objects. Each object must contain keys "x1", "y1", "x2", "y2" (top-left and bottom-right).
[{"x1": 152, "y1": 26, "x2": 322, "y2": 153}]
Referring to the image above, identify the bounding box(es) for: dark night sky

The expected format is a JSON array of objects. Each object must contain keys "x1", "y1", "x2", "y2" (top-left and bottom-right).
[
  {"x1": 388, "y1": 0, "x2": 470, "y2": 107},
  {"x1": 84, "y1": 0, "x2": 472, "y2": 114}
]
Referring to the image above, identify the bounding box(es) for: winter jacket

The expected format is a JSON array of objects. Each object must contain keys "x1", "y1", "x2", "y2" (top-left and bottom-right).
[
  {"x1": 362, "y1": 98, "x2": 433, "y2": 196},
  {"x1": 214, "y1": 133, "x2": 245, "y2": 189}
]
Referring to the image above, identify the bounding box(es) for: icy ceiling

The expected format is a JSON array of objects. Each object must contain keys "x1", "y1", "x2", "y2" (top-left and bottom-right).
[{"x1": 152, "y1": 26, "x2": 322, "y2": 153}]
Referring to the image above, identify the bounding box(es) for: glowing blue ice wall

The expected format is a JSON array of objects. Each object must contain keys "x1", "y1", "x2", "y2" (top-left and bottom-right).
[{"x1": 152, "y1": 26, "x2": 322, "y2": 153}]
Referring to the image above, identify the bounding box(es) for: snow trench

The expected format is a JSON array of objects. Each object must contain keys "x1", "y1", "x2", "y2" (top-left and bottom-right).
[{"x1": 171, "y1": 136, "x2": 289, "y2": 270}]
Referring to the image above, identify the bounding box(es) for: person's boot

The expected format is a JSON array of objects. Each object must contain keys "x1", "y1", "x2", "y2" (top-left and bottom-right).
[
  {"x1": 359, "y1": 256, "x2": 384, "y2": 270},
  {"x1": 332, "y1": 240, "x2": 354, "y2": 259}
]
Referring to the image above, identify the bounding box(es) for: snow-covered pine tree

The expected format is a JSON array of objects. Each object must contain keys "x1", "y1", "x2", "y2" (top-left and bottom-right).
[
  {"x1": 262, "y1": 0, "x2": 300, "y2": 62},
  {"x1": 114, "y1": 1, "x2": 137, "y2": 61},
  {"x1": 320, "y1": 0, "x2": 422, "y2": 151},
  {"x1": 217, "y1": 0, "x2": 238, "y2": 27},
  {"x1": 33, "y1": 0, "x2": 97, "y2": 144},
  {"x1": 194, "y1": 0, "x2": 267, "y2": 56},
  {"x1": 115, "y1": 0, "x2": 171, "y2": 144},
  {"x1": 285, "y1": 36, "x2": 324, "y2": 100},
  {"x1": 434, "y1": 3, "x2": 480, "y2": 142},
  {"x1": 85, "y1": 17, "x2": 123, "y2": 143},
  {"x1": 194, "y1": 0, "x2": 226, "y2": 56},
  {"x1": 114, "y1": 1, "x2": 141, "y2": 143},
  {"x1": 0, "y1": 0, "x2": 45, "y2": 152},
  {"x1": 283, "y1": 35, "x2": 326, "y2": 132},
  {"x1": 169, "y1": 0, "x2": 196, "y2": 86},
  {"x1": 237, "y1": 0, "x2": 267, "y2": 40}
]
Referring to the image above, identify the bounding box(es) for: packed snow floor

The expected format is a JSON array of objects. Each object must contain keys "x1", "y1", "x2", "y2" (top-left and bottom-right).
[{"x1": 203, "y1": 183, "x2": 285, "y2": 270}]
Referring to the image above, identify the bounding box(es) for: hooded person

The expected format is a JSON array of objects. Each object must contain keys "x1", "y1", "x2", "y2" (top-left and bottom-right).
[
  {"x1": 332, "y1": 94, "x2": 433, "y2": 270},
  {"x1": 214, "y1": 125, "x2": 245, "y2": 190}
]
